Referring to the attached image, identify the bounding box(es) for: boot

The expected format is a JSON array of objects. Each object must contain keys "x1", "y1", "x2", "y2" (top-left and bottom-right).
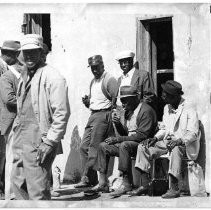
[
  {"x1": 127, "y1": 172, "x2": 150, "y2": 196},
  {"x1": 162, "y1": 175, "x2": 180, "y2": 199},
  {"x1": 74, "y1": 176, "x2": 91, "y2": 188},
  {"x1": 84, "y1": 173, "x2": 109, "y2": 196},
  {"x1": 110, "y1": 174, "x2": 132, "y2": 198}
]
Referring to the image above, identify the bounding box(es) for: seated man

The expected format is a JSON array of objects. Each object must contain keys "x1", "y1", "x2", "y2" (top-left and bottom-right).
[
  {"x1": 130, "y1": 80, "x2": 200, "y2": 199},
  {"x1": 87, "y1": 85, "x2": 157, "y2": 198}
]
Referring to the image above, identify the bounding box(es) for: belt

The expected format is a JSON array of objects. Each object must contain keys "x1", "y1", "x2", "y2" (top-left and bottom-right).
[{"x1": 91, "y1": 107, "x2": 112, "y2": 113}]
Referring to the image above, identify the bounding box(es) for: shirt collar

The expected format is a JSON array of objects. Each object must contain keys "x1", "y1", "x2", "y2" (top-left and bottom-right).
[
  {"x1": 168, "y1": 98, "x2": 185, "y2": 114},
  {"x1": 122, "y1": 67, "x2": 135, "y2": 79},
  {"x1": 8, "y1": 65, "x2": 21, "y2": 79}
]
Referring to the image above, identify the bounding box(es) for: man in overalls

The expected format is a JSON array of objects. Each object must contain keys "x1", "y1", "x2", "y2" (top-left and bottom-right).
[{"x1": 11, "y1": 34, "x2": 70, "y2": 200}]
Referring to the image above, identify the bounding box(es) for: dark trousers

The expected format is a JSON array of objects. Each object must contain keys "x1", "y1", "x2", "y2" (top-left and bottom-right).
[
  {"x1": 97, "y1": 141, "x2": 139, "y2": 174},
  {"x1": 80, "y1": 110, "x2": 112, "y2": 183},
  {"x1": 0, "y1": 135, "x2": 5, "y2": 192}
]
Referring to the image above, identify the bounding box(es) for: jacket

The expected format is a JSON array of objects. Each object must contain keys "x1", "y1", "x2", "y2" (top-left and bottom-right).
[
  {"x1": 115, "y1": 102, "x2": 157, "y2": 142},
  {"x1": 0, "y1": 66, "x2": 20, "y2": 135},
  {"x1": 16, "y1": 63, "x2": 70, "y2": 147},
  {"x1": 155, "y1": 98, "x2": 200, "y2": 160},
  {"x1": 117, "y1": 63, "x2": 156, "y2": 104}
]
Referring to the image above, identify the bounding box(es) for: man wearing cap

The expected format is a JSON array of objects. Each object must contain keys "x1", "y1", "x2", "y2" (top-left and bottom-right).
[
  {"x1": 75, "y1": 55, "x2": 118, "y2": 188},
  {"x1": 85, "y1": 85, "x2": 157, "y2": 197},
  {"x1": 115, "y1": 50, "x2": 156, "y2": 109},
  {"x1": 131, "y1": 80, "x2": 200, "y2": 198},
  {"x1": 0, "y1": 40, "x2": 22, "y2": 200},
  {"x1": 11, "y1": 34, "x2": 70, "y2": 200}
]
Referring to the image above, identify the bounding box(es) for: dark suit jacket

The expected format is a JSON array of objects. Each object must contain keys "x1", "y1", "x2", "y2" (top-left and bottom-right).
[
  {"x1": 115, "y1": 102, "x2": 157, "y2": 142},
  {"x1": 117, "y1": 63, "x2": 156, "y2": 106},
  {"x1": 0, "y1": 69, "x2": 19, "y2": 135}
]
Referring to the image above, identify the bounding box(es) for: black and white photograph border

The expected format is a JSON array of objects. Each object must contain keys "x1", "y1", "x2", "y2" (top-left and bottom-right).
[{"x1": 0, "y1": 0, "x2": 210, "y2": 208}]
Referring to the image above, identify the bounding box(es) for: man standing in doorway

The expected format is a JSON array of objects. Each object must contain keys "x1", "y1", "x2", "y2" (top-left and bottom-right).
[
  {"x1": 115, "y1": 50, "x2": 156, "y2": 109},
  {"x1": 11, "y1": 34, "x2": 70, "y2": 200},
  {"x1": 75, "y1": 55, "x2": 118, "y2": 188}
]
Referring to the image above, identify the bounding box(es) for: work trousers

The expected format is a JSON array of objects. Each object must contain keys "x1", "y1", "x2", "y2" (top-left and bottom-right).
[
  {"x1": 97, "y1": 141, "x2": 139, "y2": 174},
  {"x1": 5, "y1": 127, "x2": 15, "y2": 200},
  {"x1": 80, "y1": 110, "x2": 113, "y2": 183},
  {"x1": 135, "y1": 140, "x2": 186, "y2": 179}
]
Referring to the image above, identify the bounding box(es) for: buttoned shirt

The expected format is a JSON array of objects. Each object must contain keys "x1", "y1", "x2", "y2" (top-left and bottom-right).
[
  {"x1": 126, "y1": 103, "x2": 143, "y2": 136},
  {"x1": 117, "y1": 67, "x2": 135, "y2": 106},
  {"x1": 89, "y1": 72, "x2": 111, "y2": 111}
]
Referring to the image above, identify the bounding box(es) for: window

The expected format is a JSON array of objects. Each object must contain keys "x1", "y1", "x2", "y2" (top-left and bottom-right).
[
  {"x1": 22, "y1": 13, "x2": 52, "y2": 51},
  {"x1": 136, "y1": 17, "x2": 174, "y2": 120}
]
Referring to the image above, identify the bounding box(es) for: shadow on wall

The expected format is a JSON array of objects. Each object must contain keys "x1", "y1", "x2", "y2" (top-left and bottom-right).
[
  {"x1": 63, "y1": 125, "x2": 82, "y2": 184},
  {"x1": 197, "y1": 120, "x2": 206, "y2": 174}
]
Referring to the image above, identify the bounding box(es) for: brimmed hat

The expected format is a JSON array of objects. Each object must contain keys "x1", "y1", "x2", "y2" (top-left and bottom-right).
[
  {"x1": 21, "y1": 34, "x2": 43, "y2": 50},
  {"x1": 119, "y1": 86, "x2": 138, "y2": 98},
  {"x1": 88, "y1": 55, "x2": 103, "y2": 67},
  {"x1": 116, "y1": 50, "x2": 135, "y2": 61},
  {"x1": 161, "y1": 80, "x2": 184, "y2": 96},
  {"x1": 1, "y1": 40, "x2": 20, "y2": 51}
]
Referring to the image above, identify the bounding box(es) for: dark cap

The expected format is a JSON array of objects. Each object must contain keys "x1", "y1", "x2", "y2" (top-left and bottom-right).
[
  {"x1": 1, "y1": 40, "x2": 20, "y2": 51},
  {"x1": 119, "y1": 86, "x2": 138, "y2": 98},
  {"x1": 88, "y1": 55, "x2": 103, "y2": 67},
  {"x1": 161, "y1": 80, "x2": 184, "y2": 96}
]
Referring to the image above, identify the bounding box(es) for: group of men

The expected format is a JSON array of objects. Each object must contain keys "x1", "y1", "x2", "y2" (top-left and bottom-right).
[
  {"x1": 75, "y1": 51, "x2": 200, "y2": 199},
  {"x1": 0, "y1": 33, "x2": 200, "y2": 200}
]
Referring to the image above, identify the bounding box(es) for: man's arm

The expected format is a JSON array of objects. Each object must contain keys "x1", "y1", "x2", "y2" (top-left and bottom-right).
[
  {"x1": 182, "y1": 107, "x2": 199, "y2": 145},
  {"x1": 0, "y1": 72, "x2": 17, "y2": 108},
  {"x1": 45, "y1": 77, "x2": 71, "y2": 147}
]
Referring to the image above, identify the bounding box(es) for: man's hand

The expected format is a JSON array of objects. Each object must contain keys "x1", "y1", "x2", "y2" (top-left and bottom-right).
[
  {"x1": 142, "y1": 137, "x2": 158, "y2": 147},
  {"x1": 112, "y1": 110, "x2": 121, "y2": 125},
  {"x1": 82, "y1": 95, "x2": 90, "y2": 108},
  {"x1": 166, "y1": 138, "x2": 183, "y2": 152},
  {"x1": 36, "y1": 142, "x2": 53, "y2": 165},
  {"x1": 104, "y1": 137, "x2": 120, "y2": 145}
]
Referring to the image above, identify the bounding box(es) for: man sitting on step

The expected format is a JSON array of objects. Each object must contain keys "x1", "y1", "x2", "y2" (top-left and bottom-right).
[
  {"x1": 130, "y1": 80, "x2": 200, "y2": 199},
  {"x1": 86, "y1": 85, "x2": 157, "y2": 198}
]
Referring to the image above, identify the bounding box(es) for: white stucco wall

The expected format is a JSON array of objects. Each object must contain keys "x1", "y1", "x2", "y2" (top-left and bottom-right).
[{"x1": 0, "y1": 3, "x2": 210, "y2": 192}]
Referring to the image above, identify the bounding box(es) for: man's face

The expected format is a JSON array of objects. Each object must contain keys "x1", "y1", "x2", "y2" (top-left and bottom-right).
[
  {"x1": 23, "y1": 48, "x2": 42, "y2": 73},
  {"x1": 91, "y1": 63, "x2": 104, "y2": 79},
  {"x1": 119, "y1": 57, "x2": 134, "y2": 75},
  {"x1": 1, "y1": 50, "x2": 19, "y2": 65},
  {"x1": 161, "y1": 90, "x2": 177, "y2": 105},
  {"x1": 120, "y1": 96, "x2": 137, "y2": 111}
]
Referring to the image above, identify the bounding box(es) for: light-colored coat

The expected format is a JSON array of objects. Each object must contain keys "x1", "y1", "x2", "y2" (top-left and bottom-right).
[
  {"x1": 16, "y1": 64, "x2": 70, "y2": 147},
  {"x1": 155, "y1": 98, "x2": 200, "y2": 160}
]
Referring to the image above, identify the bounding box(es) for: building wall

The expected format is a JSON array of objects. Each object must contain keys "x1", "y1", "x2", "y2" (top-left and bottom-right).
[{"x1": 0, "y1": 3, "x2": 210, "y2": 191}]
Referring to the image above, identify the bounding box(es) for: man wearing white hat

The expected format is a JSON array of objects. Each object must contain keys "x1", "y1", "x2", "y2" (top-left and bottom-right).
[
  {"x1": 115, "y1": 50, "x2": 156, "y2": 109},
  {"x1": 11, "y1": 34, "x2": 70, "y2": 200}
]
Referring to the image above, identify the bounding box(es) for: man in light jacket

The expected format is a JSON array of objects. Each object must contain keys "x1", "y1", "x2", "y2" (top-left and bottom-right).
[
  {"x1": 11, "y1": 34, "x2": 70, "y2": 200},
  {"x1": 131, "y1": 80, "x2": 200, "y2": 198}
]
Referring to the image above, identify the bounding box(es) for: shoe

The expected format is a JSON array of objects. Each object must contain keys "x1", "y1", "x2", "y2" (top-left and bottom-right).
[
  {"x1": 74, "y1": 176, "x2": 91, "y2": 188},
  {"x1": 110, "y1": 182, "x2": 132, "y2": 198},
  {"x1": 0, "y1": 192, "x2": 5, "y2": 200},
  {"x1": 127, "y1": 185, "x2": 149, "y2": 197},
  {"x1": 51, "y1": 191, "x2": 60, "y2": 197},
  {"x1": 84, "y1": 184, "x2": 109, "y2": 196},
  {"x1": 162, "y1": 188, "x2": 180, "y2": 199}
]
